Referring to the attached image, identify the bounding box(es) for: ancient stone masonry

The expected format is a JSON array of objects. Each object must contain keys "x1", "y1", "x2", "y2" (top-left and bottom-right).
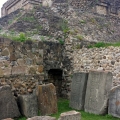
[
  {"x1": 1, "y1": 0, "x2": 42, "y2": 17},
  {"x1": 0, "y1": 85, "x2": 21, "y2": 119},
  {"x1": 84, "y1": 71, "x2": 113, "y2": 115},
  {"x1": 58, "y1": 111, "x2": 81, "y2": 120},
  {"x1": 96, "y1": 0, "x2": 120, "y2": 17},
  {"x1": 69, "y1": 72, "x2": 88, "y2": 110},
  {"x1": 108, "y1": 86, "x2": 120, "y2": 118},
  {"x1": 2, "y1": 0, "x2": 120, "y2": 18},
  {"x1": 73, "y1": 47, "x2": 120, "y2": 86},
  {"x1": 18, "y1": 94, "x2": 38, "y2": 118},
  {"x1": 37, "y1": 83, "x2": 58, "y2": 115},
  {"x1": 0, "y1": 37, "x2": 72, "y2": 98}
]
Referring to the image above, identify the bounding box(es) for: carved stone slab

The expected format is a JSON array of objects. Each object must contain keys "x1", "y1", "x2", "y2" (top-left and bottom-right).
[
  {"x1": 38, "y1": 83, "x2": 58, "y2": 115},
  {"x1": 108, "y1": 86, "x2": 120, "y2": 118},
  {"x1": 58, "y1": 111, "x2": 81, "y2": 120},
  {"x1": 85, "y1": 71, "x2": 113, "y2": 115},
  {"x1": 0, "y1": 85, "x2": 20, "y2": 120},
  {"x1": 18, "y1": 94, "x2": 38, "y2": 118},
  {"x1": 27, "y1": 116, "x2": 56, "y2": 120},
  {"x1": 69, "y1": 72, "x2": 88, "y2": 110}
]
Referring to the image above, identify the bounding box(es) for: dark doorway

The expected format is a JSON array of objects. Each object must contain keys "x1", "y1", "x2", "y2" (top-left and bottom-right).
[{"x1": 48, "y1": 69, "x2": 63, "y2": 97}]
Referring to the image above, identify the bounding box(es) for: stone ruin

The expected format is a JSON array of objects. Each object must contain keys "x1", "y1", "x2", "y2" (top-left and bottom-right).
[
  {"x1": 96, "y1": 0, "x2": 120, "y2": 17},
  {"x1": 0, "y1": 37, "x2": 72, "y2": 119},
  {"x1": 69, "y1": 71, "x2": 120, "y2": 118},
  {"x1": 0, "y1": 83, "x2": 58, "y2": 119},
  {"x1": 1, "y1": 0, "x2": 120, "y2": 18},
  {"x1": 0, "y1": 82, "x2": 81, "y2": 120}
]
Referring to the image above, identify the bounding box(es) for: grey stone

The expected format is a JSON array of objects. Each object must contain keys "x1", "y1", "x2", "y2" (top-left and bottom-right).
[
  {"x1": 2, "y1": 118, "x2": 14, "y2": 120},
  {"x1": 27, "y1": 116, "x2": 56, "y2": 120},
  {"x1": 58, "y1": 111, "x2": 81, "y2": 120},
  {"x1": 18, "y1": 94, "x2": 38, "y2": 118},
  {"x1": 38, "y1": 83, "x2": 58, "y2": 115},
  {"x1": 0, "y1": 56, "x2": 9, "y2": 60},
  {"x1": 108, "y1": 86, "x2": 120, "y2": 118},
  {"x1": 25, "y1": 58, "x2": 33, "y2": 65},
  {"x1": 69, "y1": 72, "x2": 88, "y2": 110},
  {"x1": 85, "y1": 71, "x2": 113, "y2": 115},
  {"x1": 0, "y1": 85, "x2": 20, "y2": 120}
]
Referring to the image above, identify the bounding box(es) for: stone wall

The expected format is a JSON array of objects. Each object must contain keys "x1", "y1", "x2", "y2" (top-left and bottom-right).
[
  {"x1": 96, "y1": 0, "x2": 120, "y2": 17},
  {"x1": 2, "y1": 0, "x2": 120, "y2": 18},
  {"x1": 73, "y1": 46, "x2": 120, "y2": 86},
  {"x1": 1, "y1": 0, "x2": 42, "y2": 17},
  {"x1": 0, "y1": 37, "x2": 72, "y2": 98}
]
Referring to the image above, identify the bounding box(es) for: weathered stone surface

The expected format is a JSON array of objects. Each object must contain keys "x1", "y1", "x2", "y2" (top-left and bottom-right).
[
  {"x1": 58, "y1": 111, "x2": 81, "y2": 120},
  {"x1": 108, "y1": 86, "x2": 120, "y2": 118},
  {"x1": 1, "y1": 48, "x2": 10, "y2": 56},
  {"x1": 69, "y1": 72, "x2": 88, "y2": 110},
  {"x1": 0, "y1": 85, "x2": 20, "y2": 119},
  {"x1": 17, "y1": 59, "x2": 25, "y2": 65},
  {"x1": 2, "y1": 118, "x2": 14, "y2": 120},
  {"x1": 10, "y1": 54, "x2": 16, "y2": 61},
  {"x1": 12, "y1": 66, "x2": 28, "y2": 75},
  {"x1": 38, "y1": 83, "x2": 58, "y2": 115},
  {"x1": 84, "y1": 71, "x2": 113, "y2": 115},
  {"x1": 0, "y1": 68, "x2": 4, "y2": 77},
  {"x1": 3, "y1": 68, "x2": 11, "y2": 76},
  {"x1": 18, "y1": 94, "x2": 38, "y2": 118},
  {"x1": 27, "y1": 116, "x2": 56, "y2": 120},
  {"x1": 38, "y1": 65, "x2": 44, "y2": 73}
]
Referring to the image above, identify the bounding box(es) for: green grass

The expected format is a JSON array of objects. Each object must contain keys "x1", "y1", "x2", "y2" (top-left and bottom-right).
[
  {"x1": 0, "y1": 32, "x2": 30, "y2": 42},
  {"x1": 17, "y1": 99, "x2": 119, "y2": 120},
  {"x1": 88, "y1": 42, "x2": 120, "y2": 48}
]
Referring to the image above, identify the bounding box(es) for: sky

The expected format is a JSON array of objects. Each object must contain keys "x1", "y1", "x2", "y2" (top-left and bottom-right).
[{"x1": 0, "y1": 0, "x2": 7, "y2": 17}]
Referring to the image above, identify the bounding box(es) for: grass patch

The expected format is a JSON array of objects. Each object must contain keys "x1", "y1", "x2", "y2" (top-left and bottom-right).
[
  {"x1": 17, "y1": 99, "x2": 119, "y2": 120},
  {"x1": 0, "y1": 32, "x2": 30, "y2": 42},
  {"x1": 88, "y1": 42, "x2": 120, "y2": 48},
  {"x1": 51, "y1": 99, "x2": 119, "y2": 120}
]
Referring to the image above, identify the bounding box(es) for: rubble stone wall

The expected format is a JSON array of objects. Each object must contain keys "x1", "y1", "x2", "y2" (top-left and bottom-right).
[
  {"x1": 0, "y1": 37, "x2": 72, "y2": 98},
  {"x1": 73, "y1": 46, "x2": 120, "y2": 87}
]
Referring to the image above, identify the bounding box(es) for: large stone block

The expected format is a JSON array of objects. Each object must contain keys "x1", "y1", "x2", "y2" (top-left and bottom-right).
[
  {"x1": 69, "y1": 72, "x2": 88, "y2": 110},
  {"x1": 0, "y1": 85, "x2": 20, "y2": 119},
  {"x1": 38, "y1": 83, "x2": 58, "y2": 115},
  {"x1": 12, "y1": 66, "x2": 28, "y2": 75},
  {"x1": 27, "y1": 116, "x2": 56, "y2": 120},
  {"x1": 85, "y1": 71, "x2": 113, "y2": 115},
  {"x1": 18, "y1": 94, "x2": 38, "y2": 118},
  {"x1": 58, "y1": 111, "x2": 81, "y2": 120},
  {"x1": 108, "y1": 86, "x2": 120, "y2": 118}
]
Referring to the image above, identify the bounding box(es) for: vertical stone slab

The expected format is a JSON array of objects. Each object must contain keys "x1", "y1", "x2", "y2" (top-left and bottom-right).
[
  {"x1": 69, "y1": 72, "x2": 88, "y2": 110},
  {"x1": 18, "y1": 94, "x2": 38, "y2": 118},
  {"x1": 108, "y1": 86, "x2": 120, "y2": 118},
  {"x1": 85, "y1": 71, "x2": 113, "y2": 115},
  {"x1": 38, "y1": 83, "x2": 58, "y2": 115},
  {"x1": 58, "y1": 111, "x2": 81, "y2": 120},
  {"x1": 0, "y1": 85, "x2": 20, "y2": 119}
]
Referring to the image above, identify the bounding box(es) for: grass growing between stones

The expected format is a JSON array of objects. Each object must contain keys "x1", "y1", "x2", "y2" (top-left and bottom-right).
[
  {"x1": 88, "y1": 42, "x2": 120, "y2": 48},
  {"x1": 17, "y1": 98, "x2": 119, "y2": 120},
  {"x1": 51, "y1": 98, "x2": 119, "y2": 120}
]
